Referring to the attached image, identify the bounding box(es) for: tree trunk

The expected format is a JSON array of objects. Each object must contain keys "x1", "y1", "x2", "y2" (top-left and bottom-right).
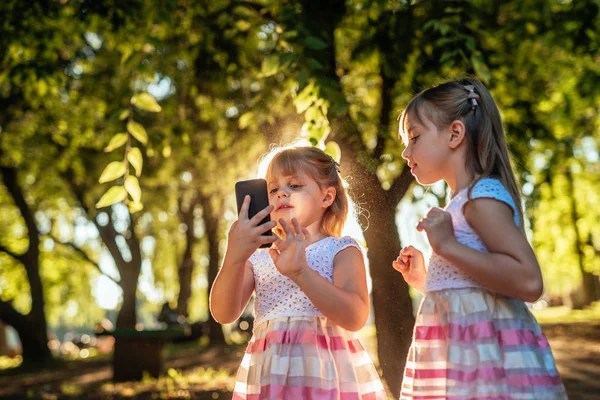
[
  {"x1": 349, "y1": 161, "x2": 415, "y2": 398},
  {"x1": 116, "y1": 268, "x2": 140, "y2": 329},
  {"x1": 565, "y1": 169, "x2": 597, "y2": 309},
  {"x1": 0, "y1": 164, "x2": 51, "y2": 365},
  {"x1": 177, "y1": 193, "x2": 198, "y2": 317},
  {"x1": 198, "y1": 194, "x2": 226, "y2": 344},
  {"x1": 0, "y1": 322, "x2": 7, "y2": 356}
]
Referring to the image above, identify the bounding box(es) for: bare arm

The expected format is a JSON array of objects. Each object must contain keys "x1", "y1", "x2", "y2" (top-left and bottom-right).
[
  {"x1": 209, "y1": 258, "x2": 255, "y2": 324},
  {"x1": 437, "y1": 199, "x2": 543, "y2": 302},
  {"x1": 290, "y1": 246, "x2": 369, "y2": 332},
  {"x1": 209, "y1": 195, "x2": 276, "y2": 323}
]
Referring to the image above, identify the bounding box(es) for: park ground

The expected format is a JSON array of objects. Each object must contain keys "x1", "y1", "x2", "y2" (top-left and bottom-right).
[{"x1": 0, "y1": 306, "x2": 599, "y2": 400}]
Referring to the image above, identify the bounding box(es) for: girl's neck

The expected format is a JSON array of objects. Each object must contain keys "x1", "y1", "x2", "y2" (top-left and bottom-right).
[{"x1": 448, "y1": 171, "x2": 478, "y2": 198}]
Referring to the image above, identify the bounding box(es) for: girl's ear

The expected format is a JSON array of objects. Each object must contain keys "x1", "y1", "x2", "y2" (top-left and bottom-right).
[
  {"x1": 448, "y1": 120, "x2": 466, "y2": 149},
  {"x1": 322, "y1": 187, "x2": 336, "y2": 208}
]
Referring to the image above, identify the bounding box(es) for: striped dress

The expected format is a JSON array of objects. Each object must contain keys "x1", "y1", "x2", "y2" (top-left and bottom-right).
[
  {"x1": 401, "y1": 178, "x2": 567, "y2": 399},
  {"x1": 233, "y1": 236, "x2": 387, "y2": 400}
]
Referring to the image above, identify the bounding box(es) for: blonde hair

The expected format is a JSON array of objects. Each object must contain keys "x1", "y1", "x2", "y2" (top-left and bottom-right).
[
  {"x1": 263, "y1": 145, "x2": 349, "y2": 237},
  {"x1": 399, "y1": 77, "x2": 524, "y2": 227}
]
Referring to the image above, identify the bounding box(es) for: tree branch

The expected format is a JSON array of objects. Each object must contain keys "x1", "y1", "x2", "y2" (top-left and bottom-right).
[
  {"x1": 63, "y1": 173, "x2": 127, "y2": 268},
  {"x1": 0, "y1": 244, "x2": 24, "y2": 264},
  {"x1": 0, "y1": 164, "x2": 39, "y2": 255},
  {"x1": 50, "y1": 236, "x2": 120, "y2": 285},
  {"x1": 387, "y1": 164, "x2": 414, "y2": 206},
  {"x1": 0, "y1": 298, "x2": 28, "y2": 329}
]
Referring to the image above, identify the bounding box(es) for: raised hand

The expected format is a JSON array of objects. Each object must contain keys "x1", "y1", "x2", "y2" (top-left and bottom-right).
[
  {"x1": 392, "y1": 245, "x2": 426, "y2": 291},
  {"x1": 226, "y1": 195, "x2": 277, "y2": 264},
  {"x1": 416, "y1": 207, "x2": 457, "y2": 256},
  {"x1": 269, "y1": 218, "x2": 310, "y2": 280}
]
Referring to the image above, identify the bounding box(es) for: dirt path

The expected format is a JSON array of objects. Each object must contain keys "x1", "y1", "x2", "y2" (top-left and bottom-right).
[{"x1": 542, "y1": 323, "x2": 600, "y2": 400}]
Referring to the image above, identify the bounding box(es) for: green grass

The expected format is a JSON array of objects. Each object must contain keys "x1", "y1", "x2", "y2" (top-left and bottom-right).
[
  {"x1": 97, "y1": 366, "x2": 236, "y2": 399},
  {"x1": 532, "y1": 302, "x2": 600, "y2": 325}
]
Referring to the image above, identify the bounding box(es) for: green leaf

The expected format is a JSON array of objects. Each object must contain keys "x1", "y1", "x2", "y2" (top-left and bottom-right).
[
  {"x1": 294, "y1": 83, "x2": 316, "y2": 113},
  {"x1": 306, "y1": 58, "x2": 324, "y2": 70},
  {"x1": 235, "y1": 20, "x2": 251, "y2": 31},
  {"x1": 304, "y1": 36, "x2": 328, "y2": 50},
  {"x1": 471, "y1": 51, "x2": 491, "y2": 83},
  {"x1": 120, "y1": 47, "x2": 134, "y2": 65},
  {"x1": 307, "y1": 122, "x2": 330, "y2": 142},
  {"x1": 261, "y1": 54, "x2": 280, "y2": 77},
  {"x1": 124, "y1": 176, "x2": 141, "y2": 203},
  {"x1": 96, "y1": 186, "x2": 127, "y2": 208},
  {"x1": 127, "y1": 121, "x2": 148, "y2": 145},
  {"x1": 98, "y1": 161, "x2": 126, "y2": 183},
  {"x1": 324, "y1": 141, "x2": 341, "y2": 163},
  {"x1": 128, "y1": 201, "x2": 144, "y2": 214},
  {"x1": 239, "y1": 112, "x2": 254, "y2": 129},
  {"x1": 119, "y1": 109, "x2": 130, "y2": 121},
  {"x1": 127, "y1": 147, "x2": 143, "y2": 177},
  {"x1": 305, "y1": 106, "x2": 321, "y2": 123},
  {"x1": 104, "y1": 133, "x2": 128, "y2": 152},
  {"x1": 131, "y1": 93, "x2": 162, "y2": 112}
]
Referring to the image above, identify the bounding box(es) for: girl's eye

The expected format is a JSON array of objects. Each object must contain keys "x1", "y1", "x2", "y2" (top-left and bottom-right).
[
  {"x1": 290, "y1": 184, "x2": 302, "y2": 189},
  {"x1": 410, "y1": 136, "x2": 419, "y2": 143},
  {"x1": 269, "y1": 188, "x2": 278, "y2": 194}
]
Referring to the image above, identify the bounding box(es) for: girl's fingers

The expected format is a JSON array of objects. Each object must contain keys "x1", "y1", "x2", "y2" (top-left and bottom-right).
[
  {"x1": 401, "y1": 245, "x2": 417, "y2": 257},
  {"x1": 250, "y1": 205, "x2": 274, "y2": 225},
  {"x1": 301, "y1": 227, "x2": 311, "y2": 243},
  {"x1": 279, "y1": 218, "x2": 294, "y2": 238},
  {"x1": 258, "y1": 234, "x2": 278, "y2": 246},
  {"x1": 256, "y1": 220, "x2": 277, "y2": 234},
  {"x1": 291, "y1": 218, "x2": 304, "y2": 239},
  {"x1": 427, "y1": 207, "x2": 443, "y2": 216},
  {"x1": 239, "y1": 195, "x2": 251, "y2": 220},
  {"x1": 392, "y1": 260, "x2": 407, "y2": 272}
]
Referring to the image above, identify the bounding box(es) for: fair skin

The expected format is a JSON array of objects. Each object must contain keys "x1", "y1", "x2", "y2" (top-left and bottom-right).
[
  {"x1": 209, "y1": 169, "x2": 369, "y2": 331},
  {"x1": 393, "y1": 112, "x2": 544, "y2": 303}
]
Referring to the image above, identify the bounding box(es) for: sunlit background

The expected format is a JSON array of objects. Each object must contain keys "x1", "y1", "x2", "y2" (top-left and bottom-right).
[{"x1": 1, "y1": 0, "x2": 599, "y2": 399}]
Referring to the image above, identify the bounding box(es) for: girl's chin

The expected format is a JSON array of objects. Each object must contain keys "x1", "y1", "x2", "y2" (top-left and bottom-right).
[{"x1": 415, "y1": 177, "x2": 438, "y2": 186}]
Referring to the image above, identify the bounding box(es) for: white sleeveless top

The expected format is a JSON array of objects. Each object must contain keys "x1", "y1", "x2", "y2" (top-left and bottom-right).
[
  {"x1": 248, "y1": 236, "x2": 363, "y2": 328},
  {"x1": 425, "y1": 178, "x2": 521, "y2": 293}
]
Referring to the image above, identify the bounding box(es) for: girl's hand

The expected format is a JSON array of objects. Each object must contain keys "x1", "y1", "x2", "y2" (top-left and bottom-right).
[
  {"x1": 226, "y1": 195, "x2": 277, "y2": 264},
  {"x1": 416, "y1": 207, "x2": 458, "y2": 256},
  {"x1": 392, "y1": 245, "x2": 426, "y2": 291},
  {"x1": 269, "y1": 218, "x2": 310, "y2": 280}
]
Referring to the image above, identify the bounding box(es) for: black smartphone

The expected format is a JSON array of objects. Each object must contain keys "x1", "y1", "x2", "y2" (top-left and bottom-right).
[{"x1": 235, "y1": 178, "x2": 274, "y2": 248}]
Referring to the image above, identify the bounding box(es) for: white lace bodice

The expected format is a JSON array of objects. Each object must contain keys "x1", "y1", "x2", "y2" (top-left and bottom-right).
[
  {"x1": 249, "y1": 236, "x2": 363, "y2": 328},
  {"x1": 425, "y1": 178, "x2": 521, "y2": 293}
]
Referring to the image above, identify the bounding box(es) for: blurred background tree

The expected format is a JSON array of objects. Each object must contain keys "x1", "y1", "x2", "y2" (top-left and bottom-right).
[{"x1": 0, "y1": 0, "x2": 599, "y2": 396}]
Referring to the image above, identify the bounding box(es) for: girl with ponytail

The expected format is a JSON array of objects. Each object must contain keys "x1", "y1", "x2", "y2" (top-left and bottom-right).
[{"x1": 394, "y1": 77, "x2": 567, "y2": 399}]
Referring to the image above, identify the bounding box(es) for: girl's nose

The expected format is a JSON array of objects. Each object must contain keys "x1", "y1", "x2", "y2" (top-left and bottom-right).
[
  {"x1": 401, "y1": 146, "x2": 410, "y2": 160},
  {"x1": 277, "y1": 191, "x2": 289, "y2": 198}
]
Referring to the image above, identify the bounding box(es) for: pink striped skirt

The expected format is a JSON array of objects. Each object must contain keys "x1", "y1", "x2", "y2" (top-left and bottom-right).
[
  {"x1": 401, "y1": 287, "x2": 567, "y2": 400},
  {"x1": 232, "y1": 316, "x2": 387, "y2": 400}
]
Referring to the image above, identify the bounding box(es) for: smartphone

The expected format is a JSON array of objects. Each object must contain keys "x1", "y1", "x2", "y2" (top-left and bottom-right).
[{"x1": 235, "y1": 178, "x2": 274, "y2": 248}]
